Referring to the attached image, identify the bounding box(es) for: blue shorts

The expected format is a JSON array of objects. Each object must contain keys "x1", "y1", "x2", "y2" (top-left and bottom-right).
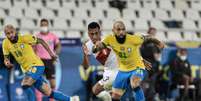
[
  {"x1": 25, "y1": 66, "x2": 47, "y2": 89},
  {"x1": 113, "y1": 68, "x2": 147, "y2": 90}
]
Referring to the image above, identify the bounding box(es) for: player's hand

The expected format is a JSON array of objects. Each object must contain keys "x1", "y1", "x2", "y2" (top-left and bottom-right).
[
  {"x1": 51, "y1": 54, "x2": 58, "y2": 62},
  {"x1": 82, "y1": 44, "x2": 89, "y2": 56},
  {"x1": 143, "y1": 59, "x2": 152, "y2": 71},
  {"x1": 4, "y1": 59, "x2": 14, "y2": 69},
  {"x1": 95, "y1": 41, "x2": 103, "y2": 49}
]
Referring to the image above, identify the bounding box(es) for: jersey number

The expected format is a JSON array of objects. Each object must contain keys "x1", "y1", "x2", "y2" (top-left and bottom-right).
[
  {"x1": 14, "y1": 50, "x2": 23, "y2": 57},
  {"x1": 118, "y1": 52, "x2": 127, "y2": 58}
]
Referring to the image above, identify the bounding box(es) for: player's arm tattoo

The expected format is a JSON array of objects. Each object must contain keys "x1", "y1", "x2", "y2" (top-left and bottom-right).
[{"x1": 37, "y1": 38, "x2": 55, "y2": 56}]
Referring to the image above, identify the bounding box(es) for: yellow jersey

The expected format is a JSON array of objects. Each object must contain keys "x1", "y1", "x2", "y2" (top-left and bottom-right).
[
  {"x1": 103, "y1": 34, "x2": 145, "y2": 71},
  {"x1": 2, "y1": 34, "x2": 44, "y2": 73}
]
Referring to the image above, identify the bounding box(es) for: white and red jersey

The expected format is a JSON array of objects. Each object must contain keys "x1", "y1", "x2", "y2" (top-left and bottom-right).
[{"x1": 85, "y1": 40, "x2": 118, "y2": 70}]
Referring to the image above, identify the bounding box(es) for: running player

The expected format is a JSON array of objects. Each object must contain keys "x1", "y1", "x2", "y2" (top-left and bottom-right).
[
  {"x1": 82, "y1": 22, "x2": 118, "y2": 101},
  {"x1": 2, "y1": 24, "x2": 79, "y2": 101},
  {"x1": 93, "y1": 21, "x2": 164, "y2": 101}
]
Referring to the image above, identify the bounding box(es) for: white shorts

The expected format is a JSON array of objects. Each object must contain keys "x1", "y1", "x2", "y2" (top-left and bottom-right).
[{"x1": 98, "y1": 69, "x2": 118, "y2": 91}]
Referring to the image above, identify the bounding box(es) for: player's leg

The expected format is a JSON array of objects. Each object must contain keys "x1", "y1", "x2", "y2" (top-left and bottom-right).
[
  {"x1": 21, "y1": 76, "x2": 37, "y2": 101},
  {"x1": 112, "y1": 71, "x2": 128, "y2": 100},
  {"x1": 130, "y1": 68, "x2": 146, "y2": 101},
  {"x1": 34, "y1": 77, "x2": 79, "y2": 101},
  {"x1": 44, "y1": 59, "x2": 56, "y2": 89},
  {"x1": 93, "y1": 80, "x2": 111, "y2": 101}
]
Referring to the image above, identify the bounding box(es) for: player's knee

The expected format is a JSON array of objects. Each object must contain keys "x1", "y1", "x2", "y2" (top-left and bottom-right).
[
  {"x1": 50, "y1": 82, "x2": 56, "y2": 89},
  {"x1": 92, "y1": 84, "x2": 103, "y2": 95},
  {"x1": 131, "y1": 76, "x2": 141, "y2": 89},
  {"x1": 112, "y1": 92, "x2": 121, "y2": 100},
  {"x1": 43, "y1": 89, "x2": 52, "y2": 96}
]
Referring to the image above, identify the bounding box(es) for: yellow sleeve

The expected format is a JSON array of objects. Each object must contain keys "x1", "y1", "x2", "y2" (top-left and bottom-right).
[
  {"x1": 102, "y1": 35, "x2": 112, "y2": 46},
  {"x1": 23, "y1": 34, "x2": 37, "y2": 45},
  {"x1": 132, "y1": 34, "x2": 144, "y2": 45},
  {"x1": 2, "y1": 40, "x2": 10, "y2": 56}
]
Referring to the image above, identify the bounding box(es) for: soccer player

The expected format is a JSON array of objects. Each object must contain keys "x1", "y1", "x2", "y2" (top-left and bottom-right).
[
  {"x1": 2, "y1": 24, "x2": 79, "y2": 101},
  {"x1": 35, "y1": 19, "x2": 61, "y2": 90},
  {"x1": 82, "y1": 22, "x2": 118, "y2": 101},
  {"x1": 34, "y1": 19, "x2": 61, "y2": 101},
  {"x1": 93, "y1": 21, "x2": 164, "y2": 101}
]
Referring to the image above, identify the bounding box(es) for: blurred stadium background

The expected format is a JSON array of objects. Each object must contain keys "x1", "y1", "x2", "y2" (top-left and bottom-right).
[{"x1": 0, "y1": 0, "x2": 201, "y2": 101}]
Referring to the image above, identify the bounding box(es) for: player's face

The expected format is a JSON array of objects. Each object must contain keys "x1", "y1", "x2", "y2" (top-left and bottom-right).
[
  {"x1": 4, "y1": 28, "x2": 16, "y2": 41},
  {"x1": 113, "y1": 23, "x2": 126, "y2": 38},
  {"x1": 88, "y1": 27, "x2": 101, "y2": 44}
]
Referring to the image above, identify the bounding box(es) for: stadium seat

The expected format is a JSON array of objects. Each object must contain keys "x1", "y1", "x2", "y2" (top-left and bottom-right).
[
  {"x1": 78, "y1": 0, "x2": 93, "y2": 9},
  {"x1": 61, "y1": 0, "x2": 77, "y2": 9},
  {"x1": 122, "y1": 9, "x2": 137, "y2": 20},
  {"x1": 57, "y1": 8, "x2": 73, "y2": 19},
  {"x1": 134, "y1": 19, "x2": 148, "y2": 30},
  {"x1": 24, "y1": 8, "x2": 40, "y2": 19},
  {"x1": 142, "y1": 0, "x2": 157, "y2": 9},
  {"x1": 158, "y1": 0, "x2": 173, "y2": 10},
  {"x1": 126, "y1": 0, "x2": 141, "y2": 9},
  {"x1": 13, "y1": 0, "x2": 28, "y2": 9},
  {"x1": 69, "y1": 18, "x2": 85, "y2": 30},
  {"x1": 122, "y1": 19, "x2": 134, "y2": 31},
  {"x1": 167, "y1": 31, "x2": 183, "y2": 42},
  {"x1": 106, "y1": 8, "x2": 121, "y2": 19},
  {"x1": 0, "y1": 0, "x2": 12, "y2": 9},
  {"x1": 197, "y1": 20, "x2": 201, "y2": 29},
  {"x1": 182, "y1": 20, "x2": 197, "y2": 30},
  {"x1": 150, "y1": 19, "x2": 166, "y2": 30},
  {"x1": 138, "y1": 9, "x2": 153, "y2": 20},
  {"x1": 73, "y1": 9, "x2": 89, "y2": 19},
  {"x1": 101, "y1": 19, "x2": 114, "y2": 30},
  {"x1": 154, "y1": 9, "x2": 169, "y2": 20},
  {"x1": 175, "y1": 0, "x2": 189, "y2": 9},
  {"x1": 45, "y1": 0, "x2": 61, "y2": 10},
  {"x1": 9, "y1": 8, "x2": 24, "y2": 18},
  {"x1": 20, "y1": 18, "x2": 36, "y2": 30},
  {"x1": 155, "y1": 31, "x2": 168, "y2": 42},
  {"x1": 28, "y1": 0, "x2": 44, "y2": 9},
  {"x1": 183, "y1": 31, "x2": 200, "y2": 41},
  {"x1": 95, "y1": 0, "x2": 109, "y2": 9},
  {"x1": 185, "y1": 9, "x2": 200, "y2": 20},
  {"x1": 169, "y1": 9, "x2": 184, "y2": 20},
  {"x1": 0, "y1": 9, "x2": 6, "y2": 18},
  {"x1": 40, "y1": 9, "x2": 56, "y2": 19},
  {"x1": 4, "y1": 17, "x2": 19, "y2": 28},
  {"x1": 53, "y1": 19, "x2": 68, "y2": 30},
  {"x1": 66, "y1": 30, "x2": 81, "y2": 38},
  {"x1": 89, "y1": 9, "x2": 105, "y2": 19},
  {"x1": 191, "y1": 0, "x2": 201, "y2": 10}
]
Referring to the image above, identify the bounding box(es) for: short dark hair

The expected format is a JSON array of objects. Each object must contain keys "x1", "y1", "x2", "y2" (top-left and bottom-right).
[
  {"x1": 88, "y1": 22, "x2": 100, "y2": 30},
  {"x1": 40, "y1": 18, "x2": 49, "y2": 24}
]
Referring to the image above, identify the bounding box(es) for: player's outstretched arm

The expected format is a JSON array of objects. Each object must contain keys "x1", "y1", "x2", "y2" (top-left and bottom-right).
[
  {"x1": 54, "y1": 41, "x2": 61, "y2": 55},
  {"x1": 4, "y1": 55, "x2": 14, "y2": 69},
  {"x1": 82, "y1": 43, "x2": 90, "y2": 69},
  {"x1": 36, "y1": 38, "x2": 57, "y2": 61}
]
